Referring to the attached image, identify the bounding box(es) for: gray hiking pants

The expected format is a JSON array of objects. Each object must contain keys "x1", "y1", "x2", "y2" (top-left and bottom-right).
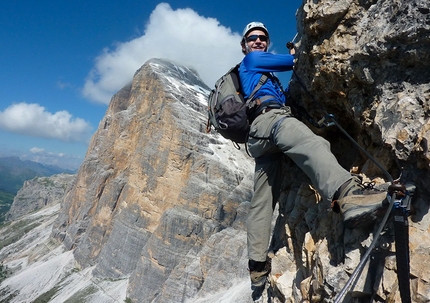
[{"x1": 246, "y1": 107, "x2": 351, "y2": 262}]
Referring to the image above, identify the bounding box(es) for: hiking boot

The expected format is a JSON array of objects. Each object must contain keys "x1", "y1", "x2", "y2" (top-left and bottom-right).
[
  {"x1": 251, "y1": 283, "x2": 269, "y2": 303},
  {"x1": 249, "y1": 259, "x2": 271, "y2": 288},
  {"x1": 332, "y1": 176, "x2": 388, "y2": 228}
]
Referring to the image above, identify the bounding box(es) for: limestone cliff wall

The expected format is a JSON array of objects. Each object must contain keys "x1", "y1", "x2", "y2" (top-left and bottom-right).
[
  {"x1": 51, "y1": 58, "x2": 254, "y2": 302},
  {"x1": 269, "y1": 0, "x2": 430, "y2": 302},
  {"x1": 292, "y1": 0, "x2": 430, "y2": 182}
]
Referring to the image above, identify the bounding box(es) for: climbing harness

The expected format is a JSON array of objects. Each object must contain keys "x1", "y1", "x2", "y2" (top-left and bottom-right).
[{"x1": 290, "y1": 63, "x2": 415, "y2": 303}]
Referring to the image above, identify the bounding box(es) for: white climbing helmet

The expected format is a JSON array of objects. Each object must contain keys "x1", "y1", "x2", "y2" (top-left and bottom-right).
[{"x1": 241, "y1": 21, "x2": 270, "y2": 43}]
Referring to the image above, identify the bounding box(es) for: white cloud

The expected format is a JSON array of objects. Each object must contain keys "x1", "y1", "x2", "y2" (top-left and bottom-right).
[
  {"x1": 30, "y1": 147, "x2": 45, "y2": 154},
  {"x1": 0, "y1": 103, "x2": 93, "y2": 143},
  {"x1": 83, "y1": 2, "x2": 244, "y2": 104},
  {"x1": 57, "y1": 80, "x2": 73, "y2": 90}
]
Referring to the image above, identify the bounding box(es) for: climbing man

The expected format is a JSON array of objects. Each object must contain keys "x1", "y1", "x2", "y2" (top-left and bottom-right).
[{"x1": 238, "y1": 21, "x2": 389, "y2": 297}]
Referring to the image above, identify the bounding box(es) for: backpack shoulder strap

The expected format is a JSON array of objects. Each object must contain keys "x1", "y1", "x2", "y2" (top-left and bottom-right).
[
  {"x1": 246, "y1": 74, "x2": 268, "y2": 105},
  {"x1": 235, "y1": 62, "x2": 268, "y2": 100}
]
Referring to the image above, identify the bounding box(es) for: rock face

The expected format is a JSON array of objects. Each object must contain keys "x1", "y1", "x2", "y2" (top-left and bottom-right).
[
  {"x1": 6, "y1": 174, "x2": 76, "y2": 221},
  {"x1": 273, "y1": 0, "x2": 430, "y2": 302},
  {"x1": 1, "y1": 1, "x2": 429, "y2": 302},
  {"x1": 51, "y1": 58, "x2": 254, "y2": 302},
  {"x1": 292, "y1": 0, "x2": 430, "y2": 182}
]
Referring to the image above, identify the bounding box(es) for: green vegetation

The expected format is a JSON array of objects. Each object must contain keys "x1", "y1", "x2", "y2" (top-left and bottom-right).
[
  {"x1": 0, "y1": 265, "x2": 17, "y2": 301},
  {"x1": 0, "y1": 286, "x2": 18, "y2": 302},
  {"x1": 0, "y1": 263, "x2": 10, "y2": 283},
  {"x1": 62, "y1": 286, "x2": 98, "y2": 303},
  {"x1": 0, "y1": 220, "x2": 41, "y2": 251},
  {"x1": 0, "y1": 191, "x2": 14, "y2": 222},
  {"x1": 32, "y1": 285, "x2": 61, "y2": 303},
  {"x1": 35, "y1": 177, "x2": 56, "y2": 188}
]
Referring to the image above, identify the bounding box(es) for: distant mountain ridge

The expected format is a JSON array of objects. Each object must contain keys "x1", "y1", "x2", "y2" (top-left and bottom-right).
[
  {"x1": 0, "y1": 156, "x2": 75, "y2": 222},
  {"x1": 0, "y1": 156, "x2": 75, "y2": 194}
]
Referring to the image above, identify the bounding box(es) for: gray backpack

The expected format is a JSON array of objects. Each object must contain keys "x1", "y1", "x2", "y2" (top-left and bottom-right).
[{"x1": 206, "y1": 64, "x2": 267, "y2": 143}]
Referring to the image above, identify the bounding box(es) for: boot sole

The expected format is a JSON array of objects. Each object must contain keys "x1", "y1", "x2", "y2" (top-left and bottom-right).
[{"x1": 343, "y1": 205, "x2": 388, "y2": 228}]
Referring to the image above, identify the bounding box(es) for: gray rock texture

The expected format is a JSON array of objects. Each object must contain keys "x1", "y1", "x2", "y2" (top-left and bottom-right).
[
  {"x1": 276, "y1": 0, "x2": 430, "y2": 301},
  {"x1": 6, "y1": 174, "x2": 76, "y2": 221},
  {"x1": 51, "y1": 58, "x2": 254, "y2": 302},
  {"x1": 292, "y1": 0, "x2": 430, "y2": 183}
]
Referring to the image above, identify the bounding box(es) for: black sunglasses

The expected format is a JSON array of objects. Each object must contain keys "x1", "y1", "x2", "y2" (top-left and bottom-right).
[{"x1": 246, "y1": 35, "x2": 268, "y2": 42}]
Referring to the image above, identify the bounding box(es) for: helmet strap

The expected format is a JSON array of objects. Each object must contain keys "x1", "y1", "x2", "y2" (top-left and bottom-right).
[{"x1": 245, "y1": 43, "x2": 252, "y2": 54}]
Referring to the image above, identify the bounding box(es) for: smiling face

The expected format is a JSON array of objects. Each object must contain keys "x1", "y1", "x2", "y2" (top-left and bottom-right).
[{"x1": 242, "y1": 29, "x2": 269, "y2": 54}]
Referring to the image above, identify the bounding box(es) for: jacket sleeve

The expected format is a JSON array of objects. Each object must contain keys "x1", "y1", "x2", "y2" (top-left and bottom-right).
[{"x1": 242, "y1": 52, "x2": 294, "y2": 73}]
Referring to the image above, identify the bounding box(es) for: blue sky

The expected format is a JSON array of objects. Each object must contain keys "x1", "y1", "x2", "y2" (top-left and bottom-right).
[{"x1": 0, "y1": 0, "x2": 302, "y2": 170}]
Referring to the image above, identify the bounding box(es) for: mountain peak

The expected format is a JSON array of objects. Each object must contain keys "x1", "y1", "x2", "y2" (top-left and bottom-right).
[
  {"x1": 49, "y1": 56, "x2": 254, "y2": 301},
  {"x1": 145, "y1": 58, "x2": 209, "y2": 91}
]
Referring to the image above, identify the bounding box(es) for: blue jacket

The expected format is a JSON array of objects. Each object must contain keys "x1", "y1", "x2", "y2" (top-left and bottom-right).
[{"x1": 239, "y1": 52, "x2": 295, "y2": 107}]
